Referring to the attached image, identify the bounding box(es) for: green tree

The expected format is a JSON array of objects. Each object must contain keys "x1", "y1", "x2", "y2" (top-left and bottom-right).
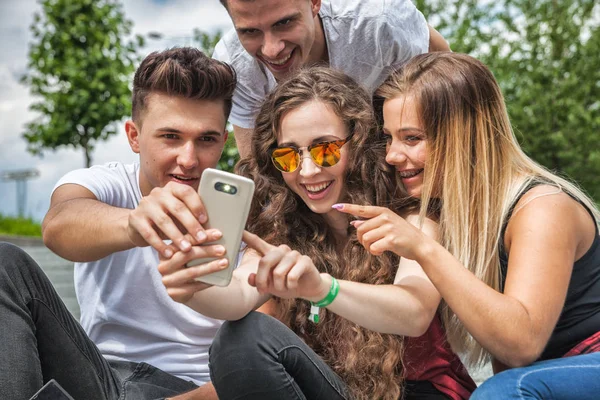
[
  {"x1": 416, "y1": 0, "x2": 600, "y2": 201},
  {"x1": 490, "y1": 0, "x2": 600, "y2": 201},
  {"x1": 22, "y1": 0, "x2": 143, "y2": 167},
  {"x1": 414, "y1": 0, "x2": 503, "y2": 55},
  {"x1": 192, "y1": 29, "x2": 240, "y2": 173}
]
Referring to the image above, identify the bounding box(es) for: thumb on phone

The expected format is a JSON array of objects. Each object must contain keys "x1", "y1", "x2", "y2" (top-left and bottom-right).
[{"x1": 243, "y1": 230, "x2": 275, "y2": 256}]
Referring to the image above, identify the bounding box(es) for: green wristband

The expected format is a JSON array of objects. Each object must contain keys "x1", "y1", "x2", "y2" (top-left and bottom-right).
[{"x1": 311, "y1": 277, "x2": 340, "y2": 307}]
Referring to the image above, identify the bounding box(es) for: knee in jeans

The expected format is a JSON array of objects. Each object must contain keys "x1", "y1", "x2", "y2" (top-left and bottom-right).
[
  {"x1": 211, "y1": 312, "x2": 282, "y2": 357},
  {"x1": 472, "y1": 369, "x2": 524, "y2": 400}
]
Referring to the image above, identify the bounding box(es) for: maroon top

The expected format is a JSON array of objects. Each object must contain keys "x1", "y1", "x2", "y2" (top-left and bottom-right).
[
  {"x1": 564, "y1": 330, "x2": 600, "y2": 357},
  {"x1": 404, "y1": 314, "x2": 476, "y2": 399}
]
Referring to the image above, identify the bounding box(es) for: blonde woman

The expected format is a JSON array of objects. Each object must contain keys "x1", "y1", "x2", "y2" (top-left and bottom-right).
[{"x1": 337, "y1": 52, "x2": 600, "y2": 399}]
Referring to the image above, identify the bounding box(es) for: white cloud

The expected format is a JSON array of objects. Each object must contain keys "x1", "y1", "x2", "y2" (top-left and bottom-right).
[{"x1": 0, "y1": 0, "x2": 233, "y2": 222}]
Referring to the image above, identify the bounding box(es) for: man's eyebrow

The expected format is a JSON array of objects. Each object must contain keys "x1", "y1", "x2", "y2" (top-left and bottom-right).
[
  {"x1": 201, "y1": 130, "x2": 225, "y2": 137},
  {"x1": 272, "y1": 12, "x2": 300, "y2": 26},
  {"x1": 156, "y1": 127, "x2": 224, "y2": 136},
  {"x1": 236, "y1": 12, "x2": 300, "y2": 31},
  {"x1": 156, "y1": 127, "x2": 181, "y2": 133}
]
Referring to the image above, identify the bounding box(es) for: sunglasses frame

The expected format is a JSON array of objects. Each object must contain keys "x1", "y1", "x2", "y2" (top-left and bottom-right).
[{"x1": 270, "y1": 134, "x2": 353, "y2": 173}]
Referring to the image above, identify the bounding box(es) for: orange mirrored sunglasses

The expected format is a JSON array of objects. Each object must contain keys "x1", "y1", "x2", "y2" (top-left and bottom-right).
[{"x1": 270, "y1": 136, "x2": 352, "y2": 173}]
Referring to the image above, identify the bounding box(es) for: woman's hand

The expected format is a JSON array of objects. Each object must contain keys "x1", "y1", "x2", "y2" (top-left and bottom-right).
[
  {"x1": 242, "y1": 231, "x2": 328, "y2": 301},
  {"x1": 334, "y1": 203, "x2": 428, "y2": 260},
  {"x1": 157, "y1": 229, "x2": 228, "y2": 303}
]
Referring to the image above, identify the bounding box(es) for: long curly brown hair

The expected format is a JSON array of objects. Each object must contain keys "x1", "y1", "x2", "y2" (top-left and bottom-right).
[{"x1": 236, "y1": 66, "x2": 407, "y2": 399}]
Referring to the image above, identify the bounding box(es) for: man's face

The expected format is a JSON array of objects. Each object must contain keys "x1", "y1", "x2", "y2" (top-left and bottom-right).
[
  {"x1": 227, "y1": 0, "x2": 322, "y2": 81},
  {"x1": 126, "y1": 93, "x2": 227, "y2": 196}
]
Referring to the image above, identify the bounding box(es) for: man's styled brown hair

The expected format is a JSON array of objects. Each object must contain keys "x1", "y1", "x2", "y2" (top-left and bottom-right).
[
  {"x1": 132, "y1": 47, "x2": 236, "y2": 124},
  {"x1": 218, "y1": 0, "x2": 257, "y2": 11}
]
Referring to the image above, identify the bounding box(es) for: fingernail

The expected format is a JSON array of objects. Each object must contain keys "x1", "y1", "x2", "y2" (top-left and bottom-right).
[
  {"x1": 180, "y1": 240, "x2": 191, "y2": 250},
  {"x1": 332, "y1": 204, "x2": 343, "y2": 210},
  {"x1": 218, "y1": 258, "x2": 228, "y2": 267},
  {"x1": 215, "y1": 245, "x2": 226, "y2": 255},
  {"x1": 164, "y1": 249, "x2": 173, "y2": 258},
  {"x1": 199, "y1": 213, "x2": 207, "y2": 224},
  {"x1": 212, "y1": 230, "x2": 223, "y2": 240},
  {"x1": 196, "y1": 231, "x2": 207, "y2": 241}
]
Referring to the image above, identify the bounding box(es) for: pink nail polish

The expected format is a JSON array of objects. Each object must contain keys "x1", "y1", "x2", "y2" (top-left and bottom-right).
[{"x1": 331, "y1": 204, "x2": 343, "y2": 210}]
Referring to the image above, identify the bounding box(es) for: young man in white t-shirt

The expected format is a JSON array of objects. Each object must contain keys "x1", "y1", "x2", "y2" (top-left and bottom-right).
[
  {"x1": 0, "y1": 48, "x2": 233, "y2": 399},
  {"x1": 213, "y1": 0, "x2": 450, "y2": 158}
]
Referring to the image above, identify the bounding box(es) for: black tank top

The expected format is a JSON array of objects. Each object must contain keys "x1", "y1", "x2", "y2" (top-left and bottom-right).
[{"x1": 498, "y1": 185, "x2": 600, "y2": 360}]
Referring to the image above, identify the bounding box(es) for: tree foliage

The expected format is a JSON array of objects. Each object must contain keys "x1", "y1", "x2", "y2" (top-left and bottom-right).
[
  {"x1": 417, "y1": 0, "x2": 600, "y2": 200},
  {"x1": 192, "y1": 29, "x2": 240, "y2": 173},
  {"x1": 22, "y1": 0, "x2": 143, "y2": 167}
]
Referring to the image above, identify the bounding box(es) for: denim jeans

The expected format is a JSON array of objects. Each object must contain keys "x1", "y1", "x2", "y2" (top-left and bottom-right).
[
  {"x1": 471, "y1": 352, "x2": 600, "y2": 399},
  {"x1": 209, "y1": 311, "x2": 450, "y2": 400},
  {"x1": 0, "y1": 242, "x2": 197, "y2": 400},
  {"x1": 209, "y1": 311, "x2": 350, "y2": 400}
]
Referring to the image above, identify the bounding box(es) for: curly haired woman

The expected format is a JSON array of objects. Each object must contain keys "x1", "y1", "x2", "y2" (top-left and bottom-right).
[{"x1": 158, "y1": 66, "x2": 475, "y2": 399}]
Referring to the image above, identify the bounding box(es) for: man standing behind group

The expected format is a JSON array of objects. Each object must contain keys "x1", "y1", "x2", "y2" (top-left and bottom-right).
[{"x1": 214, "y1": 0, "x2": 449, "y2": 158}]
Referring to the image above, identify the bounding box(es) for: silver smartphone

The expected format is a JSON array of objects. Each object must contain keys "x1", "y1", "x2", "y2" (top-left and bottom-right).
[{"x1": 186, "y1": 168, "x2": 255, "y2": 286}]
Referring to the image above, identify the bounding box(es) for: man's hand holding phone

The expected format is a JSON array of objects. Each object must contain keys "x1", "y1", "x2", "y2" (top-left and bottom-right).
[
  {"x1": 127, "y1": 181, "x2": 212, "y2": 258},
  {"x1": 157, "y1": 233, "x2": 229, "y2": 303}
]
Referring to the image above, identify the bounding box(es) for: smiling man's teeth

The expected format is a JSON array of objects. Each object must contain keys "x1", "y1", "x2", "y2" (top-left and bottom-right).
[
  {"x1": 266, "y1": 52, "x2": 292, "y2": 65},
  {"x1": 173, "y1": 175, "x2": 195, "y2": 181},
  {"x1": 399, "y1": 169, "x2": 423, "y2": 178},
  {"x1": 305, "y1": 182, "x2": 331, "y2": 193}
]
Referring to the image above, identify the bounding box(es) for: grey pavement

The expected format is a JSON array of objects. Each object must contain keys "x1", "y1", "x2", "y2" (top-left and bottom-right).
[{"x1": 1, "y1": 235, "x2": 80, "y2": 320}]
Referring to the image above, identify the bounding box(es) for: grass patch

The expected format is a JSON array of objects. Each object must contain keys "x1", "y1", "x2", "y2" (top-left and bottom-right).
[{"x1": 0, "y1": 214, "x2": 42, "y2": 237}]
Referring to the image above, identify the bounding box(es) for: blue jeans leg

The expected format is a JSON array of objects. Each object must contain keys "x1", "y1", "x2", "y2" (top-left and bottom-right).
[
  {"x1": 471, "y1": 352, "x2": 600, "y2": 400},
  {"x1": 209, "y1": 311, "x2": 351, "y2": 400}
]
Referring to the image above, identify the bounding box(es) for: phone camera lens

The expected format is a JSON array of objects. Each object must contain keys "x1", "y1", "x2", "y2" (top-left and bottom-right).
[{"x1": 215, "y1": 182, "x2": 237, "y2": 195}]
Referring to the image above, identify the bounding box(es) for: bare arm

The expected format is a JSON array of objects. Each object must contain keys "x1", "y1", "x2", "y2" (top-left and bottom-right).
[
  {"x1": 319, "y1": 215, "x2": 441, "y2": 336},
  {"x1": 244, "y1": 222, "x2": 441, "y2": 336},
  {"x1": 342, "y1": 189, "x2": 594, "y2": 367},
  {"x1": 232, "y1": 125, "x2": 253, "y2": 160},
  {"x1": 419, "y1": 190, "x2": 592, "y2": 366},
  {"x1": 169, "y1": 382, "x2": 218, "y2": 400},
  {"x1": 43, "y1": 184, "x2": 134, "y2": 262},
  {"x1": 428, "y1": 25, "x2": 450, "y2": 52},
  {"x1": 44, "y1": 181, "x2": 212, "y2": 262},
  {"x1": 317, "y1": 271, "x2": 439, "y2": 336}
]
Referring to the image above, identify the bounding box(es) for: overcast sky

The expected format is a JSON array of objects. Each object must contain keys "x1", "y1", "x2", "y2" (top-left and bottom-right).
[{"x1": 0, "y1": 0, "x2": 233, "y2": 222}]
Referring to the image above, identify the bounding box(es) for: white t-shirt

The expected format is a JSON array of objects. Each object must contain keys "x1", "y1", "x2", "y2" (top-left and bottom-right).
[
  {"x1": 213, "y1": 0, "x2": 429, "y2": 129},
  {"x1": 53, "y1": 162, "x2": 222, "y2": 386}
]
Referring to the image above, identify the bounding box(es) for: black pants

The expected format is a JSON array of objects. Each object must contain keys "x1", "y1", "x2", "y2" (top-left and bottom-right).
[
  {"x1": 209, "y1": 311, "x2": 449, "y2": 399},
  {"x1": 0, "y1": 243, "x2": 197, "y2": 400}
]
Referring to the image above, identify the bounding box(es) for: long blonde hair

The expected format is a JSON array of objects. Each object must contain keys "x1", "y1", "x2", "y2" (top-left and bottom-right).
[{"x1": 375, "y1": 52, "x2": 600, "y2": 366}]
